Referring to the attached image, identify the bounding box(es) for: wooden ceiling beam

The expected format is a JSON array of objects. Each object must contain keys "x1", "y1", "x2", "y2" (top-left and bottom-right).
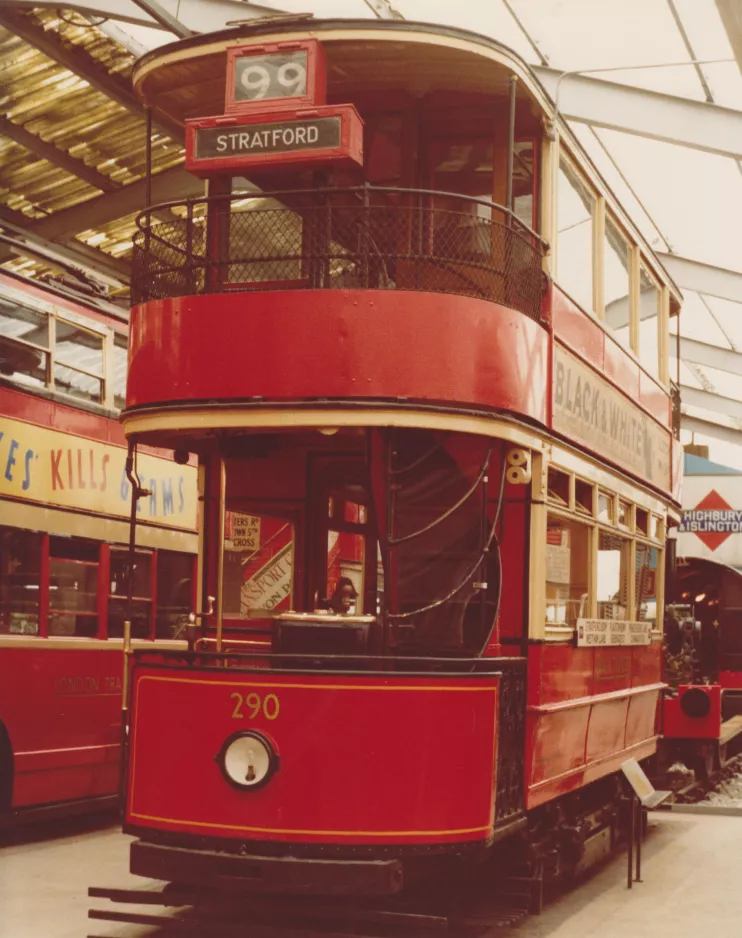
[
  {"x1": 0, "y1": 8, "x2": 182, "y2": 142},
  {"x1": 0, "y1": 116, "x2": 120, "y2": 193}
]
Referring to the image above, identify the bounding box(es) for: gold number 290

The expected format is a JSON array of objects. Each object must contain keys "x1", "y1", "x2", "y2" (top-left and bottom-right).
[{"x1": 230, "y1": 691, "x2": 280, "y2": 720}]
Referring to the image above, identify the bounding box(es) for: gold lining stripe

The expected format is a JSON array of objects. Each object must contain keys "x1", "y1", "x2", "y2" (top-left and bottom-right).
[
  {"x1": 137, "y1": 674, "x2": 499, "y2": 693},
  {"x1": 127, "y1": 812, "x2": 493, "y2": 838}
]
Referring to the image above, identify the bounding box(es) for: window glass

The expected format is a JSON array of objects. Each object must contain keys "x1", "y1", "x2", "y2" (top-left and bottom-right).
[
  {"x1": 636, "y1": 543, "x2": 659, "y2": 627},
  {"x1": 156, "y1": 551, "x2": 194, "y2": 638},
  {"x1": 326, "y1": 529, "x2": 364, "y2": 614},
  {"x1": 603, "y1": 216, "x2": 631, "y2": 349},
  {"x1": 365, "y1": 114, "x2": 403, "y2": 186},
  {"x1": 596, "y1": 531, "x2": 630, "y2": 620},
  {"x1": 546, "y1": 516, "x2": 590, "y2": 627},
  {"x1": 513, "y1": 140, "x2": 536, "y2": 230},
  {"x1": 598, "y1": 492, "x2": 613, "y2": 524},
  {"x1": 547, "y1": 468, "x2": 570, "y2": 506},
  {"x1": 0, "y1": 296, "x2": 49, "y2": 389},
  {"x1": 388, "y1": 430, "x2": 491, "y2": 652},
  {"x1": 223, "y1": 511, "x2": 294, "y2": 618},
  {"x1": 108, "y1": 549, "x2": 152, "y2": 639},
  {"x1": 48, "y1": 537, "x2": 99, "y2": 636},
  {"x1": 113, "y1": 333, "x2": 128, "y2": 410},
  {"x1": 54, "y1": 321, "x2": 104, "y2": 404},
  {"x1": 575, "y1": 479, "x2": 594, "y2": 516},
  {"x1": 638, "y1": 266, "x2": 660, "y2": 379},
  {"x1": 557, "y1": 159, "x2": 594, "y2": 314},
  {"x1": 0, "y1": 528, "x2": 41, "y2": 635}
]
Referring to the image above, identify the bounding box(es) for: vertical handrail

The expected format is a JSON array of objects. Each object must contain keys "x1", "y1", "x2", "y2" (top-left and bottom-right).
[
  {"x1": 359, "y1": 183, "x2": 371, "y2": 288},
  {"x1": 216, "y1": 456, "x2": 227, "y2": 654},
  {"x1": 185, "y1": 199, "x2": 194, "y2": 295}
]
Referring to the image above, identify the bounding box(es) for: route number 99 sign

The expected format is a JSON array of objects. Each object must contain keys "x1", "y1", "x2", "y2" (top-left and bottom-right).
[
  {"x1": 235, "y1": 51, "x2": 307, "y2": 102},
  {"x1": 226, "y1": 41, "x2": 327, "y2": 114}
]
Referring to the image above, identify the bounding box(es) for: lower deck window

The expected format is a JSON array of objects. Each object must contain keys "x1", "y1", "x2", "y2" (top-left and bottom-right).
[
  {"x1": 596, "y1": 531, "x2": 630, "y2": 620},
  {"x1": 0, "y1": 528, "x2": 41, "y2": 635},
  {"x1": 48, "y1": 537, "x2": 99, "y2": 637},
  {"x1": 223, "y1": 512, "x2": 294, "y2": 619},
  {"x1": 108, "y1": 548, "x2": 153, "y2": 639},
  {"x1": 546, "y1": 516, "x2": 589, "y2": 627},
  {"x1": 156, "y1": 551, "x2": 194, "y2": 638}
]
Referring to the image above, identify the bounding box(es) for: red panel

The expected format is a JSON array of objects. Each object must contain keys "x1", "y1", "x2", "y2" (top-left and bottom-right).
[
  {"x1": 603, "y1": 334, "x2": 640, "y2": 399},
  {"x1": 719, "y1": 671, "x2": 742, "y2": 690},
  {"x1": 535, "y1": 645, "x2": 593, "y2": 704},
  {"x1": 625, "y1": 691, "x2": 659, "y2": 747},
  {"x1": 639, "y1": 371, "x2": 670, "y2": 425},
  {"x1": 663, "y1": 684, "x2": 722, "y2": 740},
  {"x1": 527, "y1": 707, "x2": 589, "y2": 785},
  {"x1": 550, "y1": 286, "x2": 604, "y2": 365},
  {"x1": 631, "y1": 642, "x2": 662, "y2": 687},
  {"x1": 585, "y1": 697, "x2": 628, "y2": 762},
  {"x1": 593, "y1": 649, "x2": 632, "y2": 695},
  {"x1": 127, "y1": 291, "x2": 549, "y2": 422},
  {"x1": 127, "y1": 667, "x2": 499, "y2": 844},
  {"x1": 0, "y1": 645, "x2": 122, "y2": 808}
]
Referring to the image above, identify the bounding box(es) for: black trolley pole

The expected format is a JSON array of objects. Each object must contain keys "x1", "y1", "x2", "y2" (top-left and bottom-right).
[{"x1": 118, "y1": 441, "x2": 150, "y2": 812}]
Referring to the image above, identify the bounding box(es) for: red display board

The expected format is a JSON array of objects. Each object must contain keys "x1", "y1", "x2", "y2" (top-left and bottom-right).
[
  {"x1": 184, "y1": 104, "x2": 364, "y2": 177},
  {"x1": 225, "y1": 39, "x2": 327, "y2": 114}
]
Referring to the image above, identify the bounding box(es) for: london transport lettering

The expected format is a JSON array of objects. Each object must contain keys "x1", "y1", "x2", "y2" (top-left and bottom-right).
[
  {"x1": 0, "y1": 415, "x2": 197, "y2": 529},
  {"x1": 678, "y1": 509, "x2": 742, "y2": 534},
  {"x1": 54, "y1": 675, "x2": 122, "y2": 696},
  {"x1": 552, "y1": 346, "x2": 671, "y2": 489},
  {"x1": 576, "y1": 618, "x2": 652, "y2": 647},
  {"x1": 195, "y1": 117, "x2": 340, "y2": 160}
]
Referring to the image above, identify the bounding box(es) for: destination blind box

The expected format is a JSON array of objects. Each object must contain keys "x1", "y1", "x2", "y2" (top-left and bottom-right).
[{"x1": 185, "y1": 104, "x2": 364, "y2": 177}]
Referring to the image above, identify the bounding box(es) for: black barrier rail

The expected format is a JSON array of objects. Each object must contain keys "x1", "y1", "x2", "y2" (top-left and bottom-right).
[{"x1": 131, "y1": 186, "x2": 548, "y2": 321}]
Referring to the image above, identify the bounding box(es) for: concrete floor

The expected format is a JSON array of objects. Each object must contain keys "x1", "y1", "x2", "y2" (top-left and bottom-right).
[{"x1": 1, "y1": 812, "x2": 741, "y2": 938}]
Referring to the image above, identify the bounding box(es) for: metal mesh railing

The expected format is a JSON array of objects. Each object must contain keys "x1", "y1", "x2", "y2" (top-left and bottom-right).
[{"x1": 132, "y1": 187, "x2": 548, "y2": 321}]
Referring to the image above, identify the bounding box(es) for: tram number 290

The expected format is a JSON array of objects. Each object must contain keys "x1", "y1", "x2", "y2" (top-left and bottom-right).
[{"x1": 230, "y1": 691, "x2": 280, "y2": 720}]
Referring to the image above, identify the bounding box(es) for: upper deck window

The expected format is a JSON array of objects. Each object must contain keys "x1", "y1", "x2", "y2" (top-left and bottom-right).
[
  {"x1": 557, "y1": 158, "x2": 595, "y2": 315},
  {"x1": 54, "y1": 321, "x2": 104, "y2": 405},
  {"x1": 113, "y1": 333, "x2": 128, "y2": 410},
  {"x1": 0, "y1": 295, "x2": 49, "y2": 390},
  {"x1": 603, "y1": 215, "x2": 631, "y2": 351},
  {"x1": 638, "y1": 264, "x2": 661, "y2": 380}
]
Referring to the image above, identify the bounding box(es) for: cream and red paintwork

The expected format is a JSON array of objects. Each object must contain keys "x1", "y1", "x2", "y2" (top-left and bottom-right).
[
  {"x1": 0, "y1": 277, "x2": 196, "y2": 816},
  {"x1": 120, "y1": 20, "x2": 679, "y2": 860}
]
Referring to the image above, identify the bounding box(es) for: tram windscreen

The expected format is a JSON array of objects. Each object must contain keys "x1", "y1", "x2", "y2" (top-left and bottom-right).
[{"x1": 383, "y1": 429, "x2": 500, "y2": 654}]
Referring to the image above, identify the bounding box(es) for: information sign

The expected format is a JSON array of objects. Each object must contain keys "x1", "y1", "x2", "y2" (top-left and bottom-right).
[{"x1": 576, "y1": 618, "x2": 652, "y2": 647}]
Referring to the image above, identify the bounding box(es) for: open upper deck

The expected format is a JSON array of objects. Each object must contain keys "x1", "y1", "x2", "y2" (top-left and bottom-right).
[{"x1": 125, "y1": 19, "x2": 682, "y2": 500}]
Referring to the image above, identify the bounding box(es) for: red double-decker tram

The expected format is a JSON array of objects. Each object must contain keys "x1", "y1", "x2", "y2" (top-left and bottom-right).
[
  {"x1": 0, "y1": 271, "x2": 197, "y2": 825},
  {"x1": 114, "y1": 18, "x2": 683, "y2": 909}
]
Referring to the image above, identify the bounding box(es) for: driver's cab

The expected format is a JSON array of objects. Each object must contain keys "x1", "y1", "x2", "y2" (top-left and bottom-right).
[{"x1": 203, "y1": 427, "x2": 503, "y2": 661}]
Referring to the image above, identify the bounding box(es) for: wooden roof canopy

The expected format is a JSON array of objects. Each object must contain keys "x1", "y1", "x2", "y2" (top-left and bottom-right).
[{"x1": 131, "y1": 19, "x2": 549, "y2": 126}]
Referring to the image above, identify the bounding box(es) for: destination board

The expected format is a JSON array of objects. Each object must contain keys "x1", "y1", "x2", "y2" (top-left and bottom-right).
[
  {"x1": 195, "y1": 117, "x2": 341, "y2": 160},
  {"x1": 185, "y1": 104, "x2": 363, "y2": 176}
]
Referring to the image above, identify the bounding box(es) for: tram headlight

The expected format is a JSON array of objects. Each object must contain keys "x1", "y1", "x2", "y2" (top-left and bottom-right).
[{"x1": 217, "y1": 731, "x2": 278, "y2": 790}]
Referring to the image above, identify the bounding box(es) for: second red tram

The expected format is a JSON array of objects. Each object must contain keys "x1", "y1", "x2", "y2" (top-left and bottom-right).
[{"x1": 116, "y1": 19, "x2": 683, "y2": 900}]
